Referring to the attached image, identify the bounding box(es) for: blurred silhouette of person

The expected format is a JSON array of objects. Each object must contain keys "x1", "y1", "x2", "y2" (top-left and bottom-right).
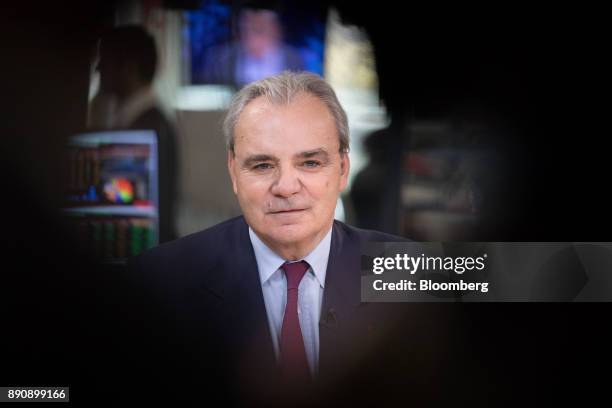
[
  {"x1": 350, "y1": 129, "x2": 389, "y2": 230},
  {"x1": 91, "y1": 25, "x2": 178, "y2": 243},
  {"x1": 199, "y1": 6, "x2": 304, "y2": 86}
]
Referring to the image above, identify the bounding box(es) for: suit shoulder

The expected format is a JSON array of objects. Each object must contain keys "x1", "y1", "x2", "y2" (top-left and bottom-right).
[
  {"x1": 129, "y1": 216, "x2": 246, "y2": 269},
  {"x1": 131, "y1": 106, "x2": 172, "y2": 127}
]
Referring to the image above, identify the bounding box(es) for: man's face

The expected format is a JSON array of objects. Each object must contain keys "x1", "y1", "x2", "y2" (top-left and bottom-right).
[
  {"x1": 228, "y1": 92, "x2": 349, "y2": 256},
  {"x1": 239, "y1": 10, "x2": 281, "y2": 58}
]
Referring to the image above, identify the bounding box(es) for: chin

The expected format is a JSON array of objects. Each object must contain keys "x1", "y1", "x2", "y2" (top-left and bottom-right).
[{"x1": 267, "y1": 223, "x2": 311, "y2": 245}]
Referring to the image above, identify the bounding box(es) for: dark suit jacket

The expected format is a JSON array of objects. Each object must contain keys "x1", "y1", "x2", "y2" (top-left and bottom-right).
[{"x1": 124, "y1": 215, "x2": 411, "y2": 404}]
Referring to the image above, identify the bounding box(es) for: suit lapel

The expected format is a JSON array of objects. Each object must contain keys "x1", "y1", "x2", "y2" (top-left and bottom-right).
[
  {"x1": 225, "y1": 218, "x2": 279, "y2": 384},
  {"x1": 187, "y1": 217, "x2": 277, "y2": 385},
  {"x1": 318, "y1": 221, "x2": 362, "y2": 382}
]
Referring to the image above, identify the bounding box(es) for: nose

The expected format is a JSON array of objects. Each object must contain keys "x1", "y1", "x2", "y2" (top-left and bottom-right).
[{"x1": 270, "y1": 165, "x2": 302, "y2": 198}]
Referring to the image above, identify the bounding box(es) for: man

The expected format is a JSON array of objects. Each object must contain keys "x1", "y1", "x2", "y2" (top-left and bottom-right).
[
  {"x1": 126, "y1": 71, "x2": 406, "y2": 404},
  {"x1": 198, "y1": 7, "x2": 304, "y2": 86},
  {"x1": 91, "y1": 25, "x2": 178, "y2": 243}
]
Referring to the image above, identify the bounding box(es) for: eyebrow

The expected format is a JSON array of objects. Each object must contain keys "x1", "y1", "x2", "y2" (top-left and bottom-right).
[
  {"x1": 242, "y1": 149, "x2": 330, "y2": 168},
  {"x1": 242, "y1": 154, "x2": 277, "y2": 168},
  {"x1": 296, "y1": 148, "x2": 330, "y2": 161}
]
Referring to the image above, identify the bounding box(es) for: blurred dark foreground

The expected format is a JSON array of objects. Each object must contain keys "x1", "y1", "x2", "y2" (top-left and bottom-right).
[{"x1": 2, "y1": 1, "x2": 611, "y2": 406}]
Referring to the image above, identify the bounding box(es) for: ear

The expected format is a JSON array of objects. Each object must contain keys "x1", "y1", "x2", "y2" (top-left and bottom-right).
[
  {"x1": 338, "y1": 152, "x2": 350, "y2": 192},
  {"x1": 227, "y1": 150, "x2": 238, "y2": 195}
]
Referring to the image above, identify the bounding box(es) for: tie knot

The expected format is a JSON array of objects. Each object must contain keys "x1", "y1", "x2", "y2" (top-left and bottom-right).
[{"x1": 281, "y1": 261, "x2": 310, "y2": 290}]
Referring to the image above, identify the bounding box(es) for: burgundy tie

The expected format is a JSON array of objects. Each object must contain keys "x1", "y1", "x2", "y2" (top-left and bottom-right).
[{"x1": 279, "y1": 261, "x2": 311, "y2": 382}]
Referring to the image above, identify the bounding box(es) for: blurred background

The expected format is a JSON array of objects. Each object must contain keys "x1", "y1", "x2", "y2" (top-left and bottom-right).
[
  {"x1": 2, "y1": 0, "x2": 610, "y2": 405},
  {"x1": 4, "y1": 0, "x2": 610, "y2": 260}
]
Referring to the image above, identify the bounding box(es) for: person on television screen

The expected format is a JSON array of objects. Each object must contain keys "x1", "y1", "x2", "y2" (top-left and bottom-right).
[{"x1": 199, "y1": 6, "x2": 305, "y2": 86}]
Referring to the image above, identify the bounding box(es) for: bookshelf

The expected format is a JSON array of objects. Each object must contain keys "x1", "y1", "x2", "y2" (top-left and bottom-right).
[{"x1": 63, "y1": 130, "x2": 160, "y2": 263}]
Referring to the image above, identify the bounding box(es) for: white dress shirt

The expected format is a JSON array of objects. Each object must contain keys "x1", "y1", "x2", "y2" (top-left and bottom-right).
[{"x1": 248, "y1": 226, "x2": 332, "y2": 376}]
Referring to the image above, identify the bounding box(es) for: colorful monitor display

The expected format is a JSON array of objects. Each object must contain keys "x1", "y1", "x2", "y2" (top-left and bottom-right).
[{"x1": 64, "y1": 130, "x2": 159, "y2": 262}]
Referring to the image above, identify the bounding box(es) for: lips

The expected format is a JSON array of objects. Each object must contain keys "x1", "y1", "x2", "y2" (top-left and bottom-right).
[{"x1": 269, "y1": 208, "x2": 306, "y2": 214}]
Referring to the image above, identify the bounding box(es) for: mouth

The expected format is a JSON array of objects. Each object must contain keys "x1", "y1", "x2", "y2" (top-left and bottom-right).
[{"x1": 268, "y1": 208, "x2": 307, "y2": 215}]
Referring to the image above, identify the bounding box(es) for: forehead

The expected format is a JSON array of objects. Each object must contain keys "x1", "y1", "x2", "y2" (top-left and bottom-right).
[
  {"x1": 240, "y1": 10, "x2": 279, "y2": 26},
  {"x1": 233, "y1": 92, "x2": 339, "y2": 156}
]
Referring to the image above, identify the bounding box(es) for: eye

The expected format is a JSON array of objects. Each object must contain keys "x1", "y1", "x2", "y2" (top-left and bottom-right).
[
  {"x1": 253, "y1": 163, "x2": 273, "y2": 171},
  {"x1": 302, "y1": 160, "x2": 321, "y2": 168}
]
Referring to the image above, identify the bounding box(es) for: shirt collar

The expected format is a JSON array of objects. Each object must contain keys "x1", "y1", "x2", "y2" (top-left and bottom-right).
[{"x1": 249, "y1": 225, "x2": 332, "y2": 289}]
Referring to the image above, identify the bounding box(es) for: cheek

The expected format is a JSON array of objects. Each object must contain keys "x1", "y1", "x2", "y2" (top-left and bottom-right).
[
  {"x1": 237, "y1": 177, "x2": 269, "y2": 208},
  {"x1": 306, "y1": 174, "x2": 340, "y2": 205}
]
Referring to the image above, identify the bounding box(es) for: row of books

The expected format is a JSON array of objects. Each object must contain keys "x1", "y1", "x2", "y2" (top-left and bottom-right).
[
  {"x1": 68, "y1": 216, "x2": 157, "y2": 260},
  {"x1": 65, "y1": 144, "x2": 151, "y2": 205}
]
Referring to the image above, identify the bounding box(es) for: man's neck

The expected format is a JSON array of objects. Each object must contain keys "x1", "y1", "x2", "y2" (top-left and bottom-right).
[
  {"x1": 114, "y1": 85, "x2": 156, "y2": 128},
  {"x1": 116, "y1": 80, "x2": 148, "y2": 104}
]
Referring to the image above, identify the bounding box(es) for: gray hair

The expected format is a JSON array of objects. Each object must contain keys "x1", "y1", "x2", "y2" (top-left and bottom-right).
[{"x1": 223, "y1": 71, "x2": 349, "y2": 154}]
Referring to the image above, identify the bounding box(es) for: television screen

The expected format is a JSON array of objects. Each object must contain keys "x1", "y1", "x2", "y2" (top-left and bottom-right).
[
  {"x1": 63, "y1": 130, "x2": 159, "y2": 262},
  {"x1": 186, "y1": 1, "x2": 326, "y2": 87}
]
